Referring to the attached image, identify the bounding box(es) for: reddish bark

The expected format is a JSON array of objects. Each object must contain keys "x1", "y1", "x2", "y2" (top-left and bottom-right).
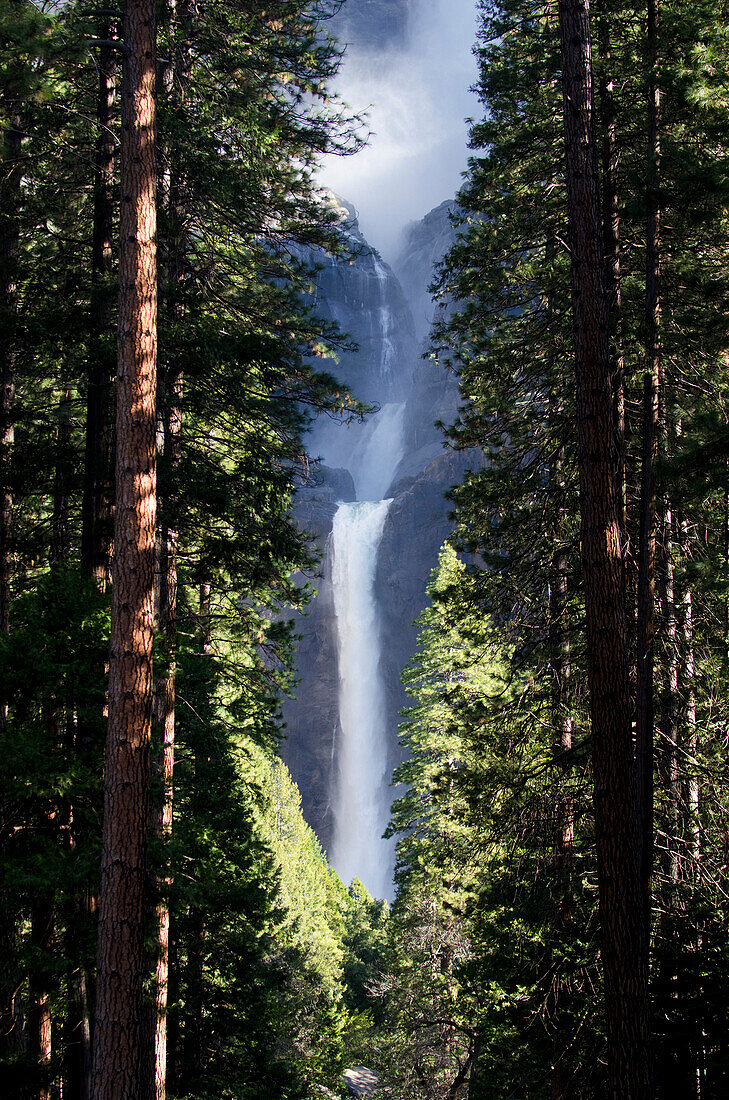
[{"x1": 91, "y1": 0, "x2": 158, "y2": 1092}]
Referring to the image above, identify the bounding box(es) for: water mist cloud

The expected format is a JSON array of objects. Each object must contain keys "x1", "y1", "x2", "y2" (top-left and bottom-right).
[{"x1": 320, "y1": 0, "x2": 479, "y2": 258}]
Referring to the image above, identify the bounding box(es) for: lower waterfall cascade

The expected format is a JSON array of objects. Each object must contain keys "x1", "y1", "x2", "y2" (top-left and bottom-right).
[
  {"x1": 325, "y1": 401, "x2": 407, "y2": 898},
  {"x1": 329, "y1": 499, "x2": 395, "y2": 900}
]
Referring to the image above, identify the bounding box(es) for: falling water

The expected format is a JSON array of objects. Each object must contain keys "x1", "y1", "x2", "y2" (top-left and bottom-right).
[
  {"x1": 353, "y1": 401, "x2": 406, "y2": 502},
  {"x1": 330, "y1": 500, "x2": 395, "y2": 898},
  {"x1": 373, "y1": 258, "x2": 396, "y2": 382},
  {"x1": 328, "y1": 399, "x2": 406, "y2": 898}
]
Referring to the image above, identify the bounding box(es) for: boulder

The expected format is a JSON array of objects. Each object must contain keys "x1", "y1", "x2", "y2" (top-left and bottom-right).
[{"x1": 343, "y1": 1066, "x2": 380, "y2": 1098}]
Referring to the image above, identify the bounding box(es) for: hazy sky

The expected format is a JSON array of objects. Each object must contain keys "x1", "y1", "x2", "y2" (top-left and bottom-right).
[{"x1": 318, "y1": 0, "x2": 480, "y2": 260}]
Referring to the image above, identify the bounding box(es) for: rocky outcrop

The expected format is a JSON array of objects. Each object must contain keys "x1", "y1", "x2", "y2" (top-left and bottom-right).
[
  {"x1": 308, "y1": 203, "x2": 417, "y2": 408},
  {"x1": 394, "y1": 199, "x2": 458, "y2": 344},
  {"x1": 393, "y1": 201, "x2": 463, "y2": 485}
]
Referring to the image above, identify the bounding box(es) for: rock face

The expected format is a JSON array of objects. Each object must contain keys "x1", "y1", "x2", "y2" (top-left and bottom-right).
[
  {"x1": 279, "y1": 195, "x2": 478, "y2": 878},
  {"x1": 394, "y1": 199, "x2": 458, "y2": 344}
]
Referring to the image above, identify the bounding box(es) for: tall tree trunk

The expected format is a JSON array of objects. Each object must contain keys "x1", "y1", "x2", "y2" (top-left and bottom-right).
[
  {"x1": 658, "y1": 503, "x2": 679, "y2": 887},
  {"x1": 635, "y1": 0, "x2": 661, "y2": 962},
  {"x1": 91, "y1": 0, "x2": 158, "y2": 1093},
  {"x1": 596, "y1": 1, "x2": 627, "y2": 549},
  {"x1": 142, "y1": 395, "x2": 179, "y2": 1100},
  {"x1": 556, "y1": 1, "x2": 651, "y2": 1095},
  {"x1": 680, "y1": 550, "x2": 698, "y2": 874},
  {"x1": 82, "y1": 29, "x2": 118, "y2": 590},
  {"x1": 182, "y1": 583, "x2": 211, "y2": 1084},
  {"x1": 0, "y1": 95, "x2": 22, "y2": 1067},
  {"x1": 141, "y1": 5, "x2": 190, "y2": 1086}
]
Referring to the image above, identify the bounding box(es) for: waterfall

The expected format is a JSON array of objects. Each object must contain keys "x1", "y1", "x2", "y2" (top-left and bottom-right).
[
  {"x1": 330, "y1": 499, "x2": 395, "y2": 899},
  {"x1": 327, "y1": 399, "x2": 405, "y2": 898},
  {"x1": 353, "y1": 402, "x2": 406, "y2": 502},
  {"x1": 373, "y1": 258, "x2": 396, "y2": 382}
]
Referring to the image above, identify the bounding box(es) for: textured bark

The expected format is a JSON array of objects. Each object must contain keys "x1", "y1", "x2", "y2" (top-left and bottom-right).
[
  {"x1": 91, "y1": 0, "x2": 157, "y2": 1093},
  {"x1": 82, "y1": 28, "x2": 118, "y2": 590},
  {"x1": 635, "y1": 0, "x2": 661, "y2": 959},
  {"x1": 596, "y1": 4, "x2": 627, "y2": 548},
  {"x1": 557, "y1": 1, "x2": 651, "y2": 1095},
  {"x1": 141, "y1": 7, "x2": 190, "y2": 1086},
  {"x1": 658, "y1": 503, "x2": 680, "y2": 887},
  {"x1": 680, "y1": 560, "x2": 699, "y2": 873},
  {"x1": 143, "y1": 398, "x2": 179, "y2": 1100}
]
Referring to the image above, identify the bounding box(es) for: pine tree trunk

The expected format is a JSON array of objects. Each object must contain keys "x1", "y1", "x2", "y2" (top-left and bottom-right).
[
  {"x1": 143, "y1": 398, "x2": 179, "y2": 1100},
  {"x1": 635, "y1": 0, "x2": 661, "y2": 961},
  {"x1": 91, "y1": 0, "x2": 158, "y2": 1092},
  {"x1": 596, "y1": 2, "x2": 628, "y2": 548},
  {"x1": 141, "y1": 7, "x2": 190, "y2": 1084},
  {"x1": 680, "y1": 558, "x2": 699, "y2": 875},
  {"x1": 556, "y1": 1, "x2": 651, "y2": 1094},
  {"x1": 182, "y1": 583, "x2": 211, "y2": 1084},
  {"x1": 658, "y1": 503, "x2": 680, "y2": 887},
  {"x1": 69, "y1": 39, "x2": 118, "y2": 1099},
  {"x1": 82, "y1": 29, "x2": 117, "y2": 590}
]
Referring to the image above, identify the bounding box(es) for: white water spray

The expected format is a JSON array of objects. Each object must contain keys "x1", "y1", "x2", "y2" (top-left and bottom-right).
[
  {"x1": 374, "y1": 258, "x2": 396, "y2": 382},
  {"x1": 330, "y1": 500, "x2": 396, "y2": 899},
  {"x1": 354, "y1": 401, "x2": 406, "y2": 502}
]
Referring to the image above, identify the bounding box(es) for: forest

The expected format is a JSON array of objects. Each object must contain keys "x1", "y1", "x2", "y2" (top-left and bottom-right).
[{"x1": 1, "y1": 0, "x2": 729, "y2": 1097}]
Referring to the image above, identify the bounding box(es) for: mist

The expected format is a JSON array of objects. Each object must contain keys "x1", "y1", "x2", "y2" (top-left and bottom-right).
[{"x1": 319, "y1": 0, "x2": 479, "y2": 260}]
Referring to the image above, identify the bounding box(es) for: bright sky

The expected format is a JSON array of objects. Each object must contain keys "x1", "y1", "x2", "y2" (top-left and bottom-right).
[{"x1": 319, "y1": 0, "x2": 480, "y2": 261}]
